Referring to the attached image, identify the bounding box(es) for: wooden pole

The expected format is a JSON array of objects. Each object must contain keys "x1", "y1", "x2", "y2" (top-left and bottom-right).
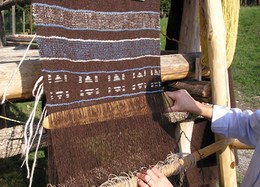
[
  {"x1": 200, "y1": 0, "x2": 237, "y2": 186},
  {"x1": 12, "y1": 5, "x2": 15, "y2": 36},
  {"x1": 179, "y1": 0, "x2": 200, "y2": 53},
  {"x1": 30, "y1": 4, "x2": 32, "y2": 34},
  {"x1": 100, "y1": 138, "x2": 233, "y2": 187},
  {"x1": 22, "y1": 8, "x2": 25, "y2": 34},
  {"x1": 176, "y1": 0, "x2": 200, "y2": 164},
  {"x1": 0, "y1": 0, "x2": 6, "y2": 47},
  {"x1": 0, "y1": 124, "x2": 47, "y2": 158}
]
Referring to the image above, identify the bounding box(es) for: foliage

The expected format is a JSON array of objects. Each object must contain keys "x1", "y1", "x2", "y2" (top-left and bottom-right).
[
  {"x1": 160, "y1": 0, "x2": 171, "y2": 16},
  {"x1": 3, "y1": 4, "x2": 33, "y2": 34}
]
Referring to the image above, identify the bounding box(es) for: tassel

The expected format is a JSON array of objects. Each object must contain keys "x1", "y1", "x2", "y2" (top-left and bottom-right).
[{"x1": 21, "y1": 76, "x2": 46, "y2": 187}]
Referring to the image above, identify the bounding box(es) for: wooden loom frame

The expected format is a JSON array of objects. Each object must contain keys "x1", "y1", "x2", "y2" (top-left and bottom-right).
[{"x1": 0, "y1": 1, "x2": 253, "y2": 186}]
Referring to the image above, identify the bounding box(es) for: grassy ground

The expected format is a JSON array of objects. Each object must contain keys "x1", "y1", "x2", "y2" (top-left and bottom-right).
[
  {"x1": 0, "y1": 6, "x2": 259, "y2": 187},
  {"x1": 232, "y1": 6, "x2": 260, "y2": 110},
  {"x1": 160, "y1": 7, "x2": 260, "y2": 110},
  {"x1": 160, "y1": 17, "x2": 168, "y2": 50}
]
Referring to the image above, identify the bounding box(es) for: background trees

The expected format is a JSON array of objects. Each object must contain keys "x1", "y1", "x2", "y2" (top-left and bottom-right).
[
  {"x1": 0, "y1": 0, "x2": 30, "y2": 47},
  {"x1": 160, "y1": 0, "x2": 171, "y2": 18}
]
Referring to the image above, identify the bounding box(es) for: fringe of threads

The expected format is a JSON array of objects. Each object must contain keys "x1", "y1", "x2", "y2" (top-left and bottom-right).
[
  {"x1": 21, "y1": 76, "x2": 47, "y2": 187},
  {"x1": 99, "y1": 152, "x2": 195, "y2": 187}
]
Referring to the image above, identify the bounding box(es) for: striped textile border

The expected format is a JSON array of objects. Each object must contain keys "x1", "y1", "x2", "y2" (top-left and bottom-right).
[
  {"x1": 33, "y1": 0, "x2": 161, "y2": 111},
  {"x1": 33, "y1": 3, "x2": 160, "y2": 32},
  {"x1": 37, "y1": 36, "x2": 160, "y2": 62}
]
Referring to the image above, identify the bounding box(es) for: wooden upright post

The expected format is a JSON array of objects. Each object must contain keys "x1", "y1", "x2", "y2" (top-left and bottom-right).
[
  {"x1": 22, "y1": 8, "x2": 25, "y2": 34},
  {"x1": 30, "y1": 5, "x2": 33, "y2": 34},
  {"x1": 12, "y1": 5, "x2": 15, "y2": 36},
  {"x1": 200, "y1": 0, "x2": 237, "y2": 186},
  {"x1": 176, "y1": 0, "x2": 200, "y2": 156},
  {"x1": 179, "y1": 0, "x2": 200, "y2": 53},
  {"x1": 0, "y1": 0, "x2": 6, "y2": 47}
]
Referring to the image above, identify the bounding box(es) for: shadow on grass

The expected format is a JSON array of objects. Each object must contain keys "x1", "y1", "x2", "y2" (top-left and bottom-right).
[{"x1": 0, "y1": 149, "x2": 47, "y2": 187}]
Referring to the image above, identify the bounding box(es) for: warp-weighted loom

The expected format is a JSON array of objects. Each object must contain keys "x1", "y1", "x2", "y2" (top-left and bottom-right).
[{"x1": 21, "y1": 0, "x2": 240, "y2": 186}]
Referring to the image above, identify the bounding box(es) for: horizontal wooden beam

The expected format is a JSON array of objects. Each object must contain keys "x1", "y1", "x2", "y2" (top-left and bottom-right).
[
  {"x1": 0, "y1": 59, "x2": 41, "y2": 101},
  {"x1": 0, "y1": 124, "x2": 47, "y2": 159},
  {"x1": 164, "y1": 80, "x2": 211, "y2": 103},
  {"x1": 0, "y1": 47, "x2": 210, "y2": 101},
  {"x1": 0, "y1": 0, "x2": 30, "y2": 11},
  {"x1": 6, "y1": 34, "x2": 36, "y2": 43}
]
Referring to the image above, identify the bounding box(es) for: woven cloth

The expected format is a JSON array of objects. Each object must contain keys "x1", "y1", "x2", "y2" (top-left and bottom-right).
[{"x1": 33, "y1": 0, "x2": 177, "y2": 186}]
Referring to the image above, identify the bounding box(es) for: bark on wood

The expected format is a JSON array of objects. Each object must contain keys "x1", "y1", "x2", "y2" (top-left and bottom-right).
[
  {"x1": 0, "y1": 124, "x2": 47, "y2": 158},
  {"x1": 165, "y1": 80, "x2": 211, "y2": 98},
  {"x1": 160, "y1": 53, "x2": 210, "y2": 82}
]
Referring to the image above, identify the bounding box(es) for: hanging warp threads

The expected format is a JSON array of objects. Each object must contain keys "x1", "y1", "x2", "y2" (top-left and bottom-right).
[{"x1": 33, "y1": 0, "x2": 178, "y2": 186}]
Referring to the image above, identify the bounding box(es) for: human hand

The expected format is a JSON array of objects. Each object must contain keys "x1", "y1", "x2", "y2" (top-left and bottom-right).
[
  {"x1": 166, "y1": 89, "x2": 199, "y2": 114},
  {"x1": 166, "y1": 89, "x2": 213, "y2": 120},
  {"x1": 136, "y1": 167, "x2": 173, "y2": 187}
]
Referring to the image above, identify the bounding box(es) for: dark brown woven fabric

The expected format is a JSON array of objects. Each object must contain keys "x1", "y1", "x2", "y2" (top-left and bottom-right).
[{"x1": 33, "y1": 1, "x2": 178, "y2": 186}]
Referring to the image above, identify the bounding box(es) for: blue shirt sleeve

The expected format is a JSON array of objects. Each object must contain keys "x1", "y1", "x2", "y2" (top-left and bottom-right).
[{"x1": 211, "y1": 105, "x2": 260, "y2": 147}]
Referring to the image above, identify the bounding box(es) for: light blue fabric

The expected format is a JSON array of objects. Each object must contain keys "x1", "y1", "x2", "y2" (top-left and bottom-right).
[{"x1": 212, "y1": 105, "x2": 260, "y2": 187}]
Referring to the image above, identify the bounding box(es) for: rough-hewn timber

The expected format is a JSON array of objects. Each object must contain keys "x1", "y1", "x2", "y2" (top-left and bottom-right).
[{"x1": 0, "y1": 47, "x2": 210, "y2": 101}]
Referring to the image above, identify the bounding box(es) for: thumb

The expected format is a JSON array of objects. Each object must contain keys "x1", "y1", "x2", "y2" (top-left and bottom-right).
[
  {"x1": 167, "y1": 105, "x2": 180, "y2": 113},
  {"x1": 164, "y1": 92, "x2": 176, "y2": 107}
]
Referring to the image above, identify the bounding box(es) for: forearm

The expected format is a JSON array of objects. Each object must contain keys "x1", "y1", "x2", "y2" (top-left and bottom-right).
[
  {"x1": 192, "y1": 101, "x2": 213, "y2": 120},
  {"x1": 211, "y1": 106, "x2": 259, "y2": 146}
]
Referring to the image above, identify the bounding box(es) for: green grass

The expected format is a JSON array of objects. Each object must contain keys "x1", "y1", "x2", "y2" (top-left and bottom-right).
[
  {"x1": 232, "y1": 6, "x2": 260, "y2": 108},
  {"x1": 160, "y1": 7, "x2": 260, "y2": 109},
  {"x1": 160, "y1": 17, "x2": 168, "y2": 50},
  {"x1": 0, "y1": 150, "x2": 47, "y2": 187},
  {"x1": 0, "y1": 101, "x2": 45, "y2": 187}
]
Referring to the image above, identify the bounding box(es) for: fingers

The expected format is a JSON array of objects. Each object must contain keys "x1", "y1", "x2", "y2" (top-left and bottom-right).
[
  {"x1": 151, "y1": 167, "x2": 164, "y2": 178},
  {"x1": 137, "y1": 179, "x2": 150, "y2": 187},
  {"x1": 136, "y1": 172, "x2": 150, "y2": 182},
  {"x1": 165, "y1": 90, "x2": 191, "y2": 113},
  {"x1": 167, "y1": 105, "x2": 178, "y2": 113},
  {"x1": 165, "y1": 91, "x2": 180, "y2": 112},
  {"x1": 136, "y1": 170, "x2": 154, "y2": 187},
  {"x1": 146, "y1": 168, "x2": 159, "y2": 180},
  {"x1": 136, "y1": 167, "x2": 174, "y2": 187}
]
